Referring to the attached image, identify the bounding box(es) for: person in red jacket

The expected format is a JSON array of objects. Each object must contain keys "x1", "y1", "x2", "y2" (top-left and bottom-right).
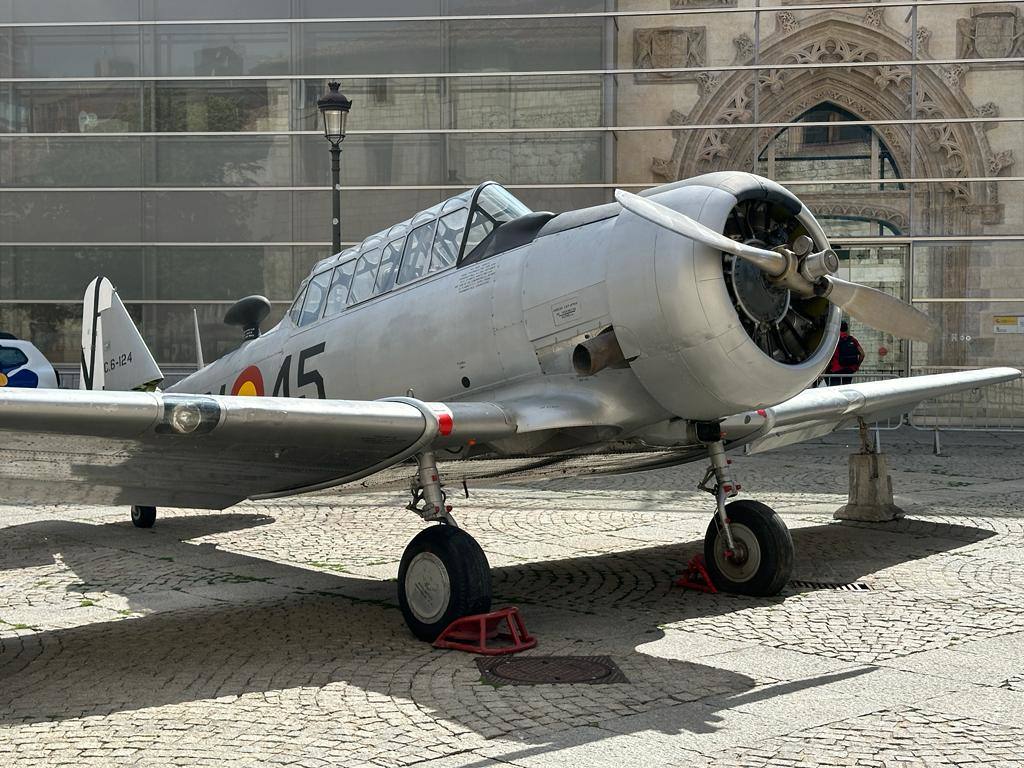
[{"x1": 825, "y1": 321, "x2": 865, "y2": 386}]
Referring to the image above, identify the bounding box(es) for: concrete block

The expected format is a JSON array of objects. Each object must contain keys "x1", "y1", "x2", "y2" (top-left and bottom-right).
[{"x1": 834, "y1": 452, "x2": 905, "y2": 522}]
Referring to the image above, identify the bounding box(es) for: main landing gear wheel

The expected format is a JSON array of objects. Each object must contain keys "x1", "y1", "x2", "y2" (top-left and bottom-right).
[
  {"x1": 703, "y1": 499, "x2": 793, "y2": 596},
  {"x1": 130, "y1": 505, "x2": 156, "y2": 528},
  {"x1": 398, "y1": 524, "x2": 492, "y2": 642}
]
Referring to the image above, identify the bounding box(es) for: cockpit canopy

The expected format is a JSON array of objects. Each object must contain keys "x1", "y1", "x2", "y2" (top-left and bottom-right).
[{"x1": 288, "y1": 182, "x2": 531, "y2": 328}]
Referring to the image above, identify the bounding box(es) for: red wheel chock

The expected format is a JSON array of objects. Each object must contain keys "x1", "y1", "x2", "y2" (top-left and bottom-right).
[
  {"x1": 675, "y1": 554, "x2": 718, "y2": 594},
  {"x1": 432, "y1": 607, "x2": 537, "y2": 655}
]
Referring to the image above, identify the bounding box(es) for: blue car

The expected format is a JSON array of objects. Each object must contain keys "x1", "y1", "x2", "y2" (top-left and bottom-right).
[{"x1": 0, "y1": 333, "x2": 59, "y2": 389}]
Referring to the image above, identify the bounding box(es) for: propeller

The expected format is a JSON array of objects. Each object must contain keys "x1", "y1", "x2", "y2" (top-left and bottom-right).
[{"x1": 615, "y1": 189, "x2": 936, "y2": 342}]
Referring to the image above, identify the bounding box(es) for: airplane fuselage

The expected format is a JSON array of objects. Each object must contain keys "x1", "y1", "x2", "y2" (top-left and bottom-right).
[{"x1": 170, "y1": 172, "x2": 841, "y2": 458}]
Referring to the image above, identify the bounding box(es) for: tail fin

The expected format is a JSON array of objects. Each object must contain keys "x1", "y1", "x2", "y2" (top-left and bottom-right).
[{"x1": 80, "y1": 277, "x2": 163, "y2": 391}]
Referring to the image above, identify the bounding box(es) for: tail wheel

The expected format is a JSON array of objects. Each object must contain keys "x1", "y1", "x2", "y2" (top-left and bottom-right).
[
  {"x1": 131, "y1": 505, "x2": 156, "y2": 528},
  {"x1": 398, "y1": 525, "x2": 491, "y2": 642},
  {"x1": 703, "y1": 499, "x2": 793, "y2": 596}
]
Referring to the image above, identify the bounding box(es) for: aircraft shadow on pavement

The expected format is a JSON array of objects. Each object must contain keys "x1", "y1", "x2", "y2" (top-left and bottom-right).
[{"x1": 0, "y1": 513, "x2": 993, "y2": 741}]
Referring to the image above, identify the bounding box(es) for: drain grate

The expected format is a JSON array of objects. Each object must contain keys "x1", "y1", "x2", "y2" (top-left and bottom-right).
[
  {"x1": 477, "y1": 655, "x2": 628, "y2": 686},
  {"x1": 789, "y1": 580, "x2": 872, "y2": 591}
]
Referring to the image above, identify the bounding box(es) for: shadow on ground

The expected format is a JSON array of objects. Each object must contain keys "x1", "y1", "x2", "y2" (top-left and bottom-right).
[{"x1": 0, "y1": 512, "x2": 994, "y2": 744}]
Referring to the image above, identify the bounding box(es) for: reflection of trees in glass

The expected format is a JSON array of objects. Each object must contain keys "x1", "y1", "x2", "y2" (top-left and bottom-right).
[{"x1": 0, "y1": 304, "x2": 80, "y2": 365}]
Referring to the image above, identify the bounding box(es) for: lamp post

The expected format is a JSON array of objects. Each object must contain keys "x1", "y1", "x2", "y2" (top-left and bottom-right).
[{"x1": 317, "y1": 81, "x2": 352, "y2": 254}]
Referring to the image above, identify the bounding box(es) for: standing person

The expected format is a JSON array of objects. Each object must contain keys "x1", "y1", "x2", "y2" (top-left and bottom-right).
[{"x1": 826, "y1": 321, "x2": 865, "y2": 386}]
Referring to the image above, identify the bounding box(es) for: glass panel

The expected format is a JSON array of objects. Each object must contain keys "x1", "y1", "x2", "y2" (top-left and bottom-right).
[
  {"x1": 299, "y1": 22, "x2": 443, "y2": 76},
  {"x1": 913, "y1": 301, "x2": 1024, "y2": 371},
  {"x1": 1, "y1": 137, "x2": 143, "y2": 186},
  {"x1": 833, "y1": 244, "x2": 910, "y2": 375},
  {"x1": 0, "y1": 191, "x2": 143, "y2": 242},
  {"x1": 448, "y1": 75, "x2": 603, "y2": 130},
  {"x1": 150, "y1": 302, "x2": 287, "y2": 365},
  {"x1": 448, "y1": 18, "x2": 604, "y2": 72},
  {"x1": 149, "y1": 24, "x2": 290, "y2": 78},
  {"x1": 153, "y1": 81, "x2": 289, "y2": 132},
  {"x1": 297, "y1": 78, "x2": 442, "y2": 133},
  {"x1": 756, "y1": 106, "x2": 899, "y2": 196},
  {"x1": 1, "y1": 0, "x2": 141, "y2": 23},
  {"x1": 2, "y1": 83, "x2": 144, "y2": 133},
  {"x1": 347, "y1": 248, "x2": 383, "y2": 305},
  {"x1": 298, "y1": 0, "x2": 440, "y2": 16},
  {"x1": 430, "y1": 208, "x2": 468, "y2": 271},
  {"x1": 147, "y1": 190, "x2": 292, "y2": 242},
  {"x1": 397, "y1": 221, "x2": 437, "y2": 286},
  {"x1": 0, "y1": 303, "x2": 83, "y2": 365},
  {"x1": 297, "y1": 270, "x2": 331, "y2": 326},
  {"x1": 459, "y1": 183, "x2": 533, "y2": 256},
  {"x1": 297, "y1": 133, "x2": 445, "y2": 187},
  {"x1": 0, "y1": 246, "x2": 144, "y2": 301},
  {"x1": 374, "y1": 238, "x2": 405, "y2": 295},
  {"x1": 11, "y1": 27, "x2": 141, "y2": 78},
  {"x1": 151, "y1": 247, "x2": 296, "y2": 300},
  {"x1": 293, "y1": 189, "x2": 446, "y2": 246},
  {"x1": 142, "y1": 0, "x2": 291, "y2": 21},
  {"x1": 449, "y1": 133, "x2": 604, "y2": 185},
  {"x1": 288, "y1": 287, "x2": 306, "y2": 324},
  {"x1": 148, "y1": 135, "x2": 291, "y2": 186},
  {"x1": 324, "y1": 259, "x2": 356, "y2": 317}
]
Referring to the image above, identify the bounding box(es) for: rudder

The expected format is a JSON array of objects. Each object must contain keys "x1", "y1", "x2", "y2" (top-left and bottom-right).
[{"x1": 81, "y1": 277, "x2": 163, "y2": 391}]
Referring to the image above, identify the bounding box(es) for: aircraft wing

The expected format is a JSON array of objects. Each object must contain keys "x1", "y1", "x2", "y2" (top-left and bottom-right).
[
  {"x1": 0, "y1": 389, "x2": 514, "y2": 509},
  {"x1": 747, "y1": 367, "x2": 1022, "y2": 454}
]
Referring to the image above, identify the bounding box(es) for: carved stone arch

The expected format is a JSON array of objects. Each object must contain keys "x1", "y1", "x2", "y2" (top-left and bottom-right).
[{"x1": 655, "y1": 11, "x2": 1009, "y2": 225}]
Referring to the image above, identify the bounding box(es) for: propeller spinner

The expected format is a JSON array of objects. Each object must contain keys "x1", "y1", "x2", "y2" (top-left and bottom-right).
[{"x1": 615, "y1": 189, "x2": 936, "y2": 343}]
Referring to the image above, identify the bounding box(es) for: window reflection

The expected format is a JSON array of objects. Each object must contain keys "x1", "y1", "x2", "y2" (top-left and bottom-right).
[
  {"x1": 375, "y1": 239, "x2": 405, "y2": 294},
  {"x1": 324, "y1": 260, "x2": 356, "y2": 317},
  {"x1": 151, "y1": 24, "x2": 289, "y2": 78},
  {"x1": 397, "y1": 221, "x2": 438, "y2": 285},
  {"x1": 12, "y1": 27, "x2": 140, "y2": 78},
  {"x1": 3, "y1": 84, "x2": 142, "y2": 133},
  {"x1": 297, "y1": 270, "x2": 331, "y2": 326},
  {"x1": 348, "y1": 249, "x2": 384, "y2": 305},
  {"x1": 153, "y1": 81, "x2": 289, "y2": 132},
  {"x1": 430, "y1": 209, "x2": 468, "y2": 272}
]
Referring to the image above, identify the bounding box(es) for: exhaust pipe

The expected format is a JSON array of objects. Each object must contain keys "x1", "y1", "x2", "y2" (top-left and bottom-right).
[{"x1": 573, "y1": 328, "x2": 630, "y2": 376}]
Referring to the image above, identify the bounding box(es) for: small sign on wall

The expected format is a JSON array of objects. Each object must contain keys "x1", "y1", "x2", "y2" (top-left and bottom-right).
[{"x1": 993, "y1": 315, "x2": 1024, "y2": 334}]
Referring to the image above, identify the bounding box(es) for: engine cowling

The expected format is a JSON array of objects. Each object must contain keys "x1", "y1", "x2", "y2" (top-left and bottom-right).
[{"x1": 606, "y1": 171, "x2": 840, "y2": 421}]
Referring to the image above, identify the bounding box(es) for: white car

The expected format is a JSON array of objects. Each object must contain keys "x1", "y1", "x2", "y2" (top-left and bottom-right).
[{"x1": 0, "y1": 333, "x2": 59, "y2": 389}]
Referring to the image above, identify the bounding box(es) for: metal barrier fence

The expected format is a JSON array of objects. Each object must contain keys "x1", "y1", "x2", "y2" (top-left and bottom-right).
[
  {"x1": 55, "y1": 364, "x2": 1021, "y2": 431},
  {"x1": 908, "y1": 367, "x2": 1024, "y2": 432}
]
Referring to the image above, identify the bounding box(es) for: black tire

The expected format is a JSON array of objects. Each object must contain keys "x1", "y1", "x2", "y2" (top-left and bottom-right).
[
  {"x1": 131, "y1": 505, "x2": 157, "y2": 528},
  {"x1": 397, "y1": 525, "x2": 492, "y2": 642},
  {"x1": 703, "y1": 499, "x2": 793, "y2": 596}
]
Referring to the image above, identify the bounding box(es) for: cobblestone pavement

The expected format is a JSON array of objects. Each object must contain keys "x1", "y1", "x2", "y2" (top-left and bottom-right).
[{"x1": 2, "y1": 429, "x2": 1023, "y2": 767}]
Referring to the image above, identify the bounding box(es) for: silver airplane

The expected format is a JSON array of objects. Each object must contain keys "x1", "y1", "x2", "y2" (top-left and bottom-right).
[{"x1": 0, "y1": 171, "x2": 1018, "y2": 642}]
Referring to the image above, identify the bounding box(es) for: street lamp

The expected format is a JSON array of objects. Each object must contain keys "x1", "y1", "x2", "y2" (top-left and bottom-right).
[{"x1": 317, "y1": 81, "x2": 353, "y2": 254}]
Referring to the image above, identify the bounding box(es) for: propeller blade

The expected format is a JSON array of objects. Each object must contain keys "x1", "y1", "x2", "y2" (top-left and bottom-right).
[
  {"x1": 615, "y1": 189, "x2": 787, "y2": 277},
  {"x1": 823, "y1": 276, "x2": 936, "y2": 342}
]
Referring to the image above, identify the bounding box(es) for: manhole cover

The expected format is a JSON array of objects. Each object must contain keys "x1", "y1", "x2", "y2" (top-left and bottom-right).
[
  {"x1": 477, "y1": 655, "x2": 628, "y2": 686},
  {"x1": 790, "y1": 580, "x2": 871, "y2": 591}
]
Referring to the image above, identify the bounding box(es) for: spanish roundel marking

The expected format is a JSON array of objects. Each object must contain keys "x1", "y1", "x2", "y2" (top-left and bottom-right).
[{"x1": 231, "y1": 365, "x2": 265, "y2": 397}]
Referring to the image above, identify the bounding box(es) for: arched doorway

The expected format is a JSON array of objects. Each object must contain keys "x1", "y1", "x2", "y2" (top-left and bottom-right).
[{"x1": 651, "y1": 10, "x2": 1011, "y2": 369}]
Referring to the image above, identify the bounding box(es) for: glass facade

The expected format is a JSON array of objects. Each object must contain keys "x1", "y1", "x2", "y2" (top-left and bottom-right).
[{"x1": 0, "y1": 1, "x2": 1021, "y2": 379}]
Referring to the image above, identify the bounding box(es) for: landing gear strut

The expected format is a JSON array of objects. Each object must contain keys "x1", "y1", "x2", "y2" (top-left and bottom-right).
[
  {"x1": 398, "y1": 452, "x2": 492, "y2": 641},
  {"x1": 696, "y1": 429, "x2": 793, "y2": 596}
]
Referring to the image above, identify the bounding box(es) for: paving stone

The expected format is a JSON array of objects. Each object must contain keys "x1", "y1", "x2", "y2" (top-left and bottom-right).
[{"x1": 1, "y1": 430, "x2": 1023, "y2": 766}]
